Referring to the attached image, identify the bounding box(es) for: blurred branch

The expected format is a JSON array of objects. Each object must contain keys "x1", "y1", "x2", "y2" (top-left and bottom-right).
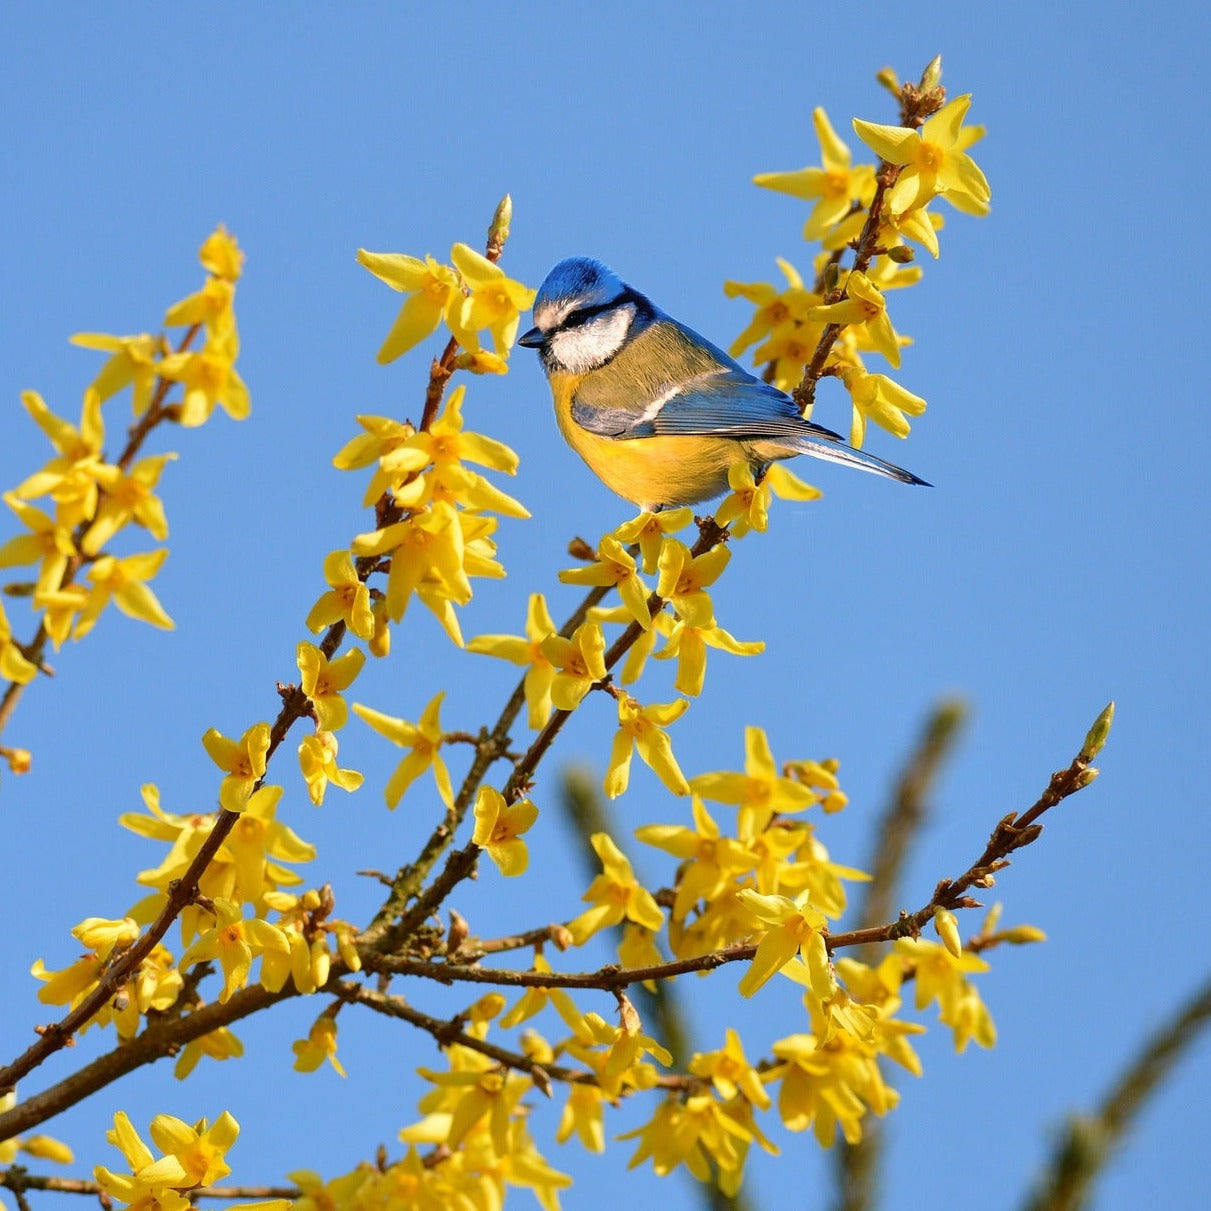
[
  {"x1": 558, "y1": 767, "x2": 692, "y2": 1067},
  {"x1": 558, "y1": 768, "x2": 751, "y2": 1211},
  {"x1": 1022, "y1": 973, "x2": 1211, "y2": 1211},
  {"x1": 833, "y1": 698, "x2": 967, "y2": 1211}
]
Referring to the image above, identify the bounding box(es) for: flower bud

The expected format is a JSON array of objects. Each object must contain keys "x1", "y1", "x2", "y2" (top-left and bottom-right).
[
  {"x1": 919, "y1": 55, "x2": 943, "y2": 90},
  {"x1": 876, "y1": 67, "x2": 901, "y2": 96},
  {"x1": 1080, "y1": 701, "x2": 1115, "y2": 761},
  {"x1": 488, "y1": 194, "x2": 513, "y2": 252},
  {"x1": 1001, "y1": 925, "x2": 1047, "y2": 944},
  {"x1": 933, "y1": 907, "x2": 962, "y2": 957}
]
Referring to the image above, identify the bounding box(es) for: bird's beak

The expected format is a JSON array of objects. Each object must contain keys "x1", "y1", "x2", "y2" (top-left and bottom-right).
[{"x1": 517, "y1": 326, "x2": 544, "y2": 348}]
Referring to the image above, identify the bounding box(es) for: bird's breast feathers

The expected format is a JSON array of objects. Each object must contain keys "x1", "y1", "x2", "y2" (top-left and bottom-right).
[{"x1": 548, "y1": 366, "x2": 741, "y2": 509}]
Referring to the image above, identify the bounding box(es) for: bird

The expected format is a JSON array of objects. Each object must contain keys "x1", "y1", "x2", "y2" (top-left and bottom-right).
[{"x1": 517, "y1": 256, "x2": 928, "y2": 512}]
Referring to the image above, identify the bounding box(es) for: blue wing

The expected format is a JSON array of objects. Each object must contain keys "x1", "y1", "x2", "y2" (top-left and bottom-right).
[{"x1": 569, "y1": 316, "x2": 846, "y2": 444}]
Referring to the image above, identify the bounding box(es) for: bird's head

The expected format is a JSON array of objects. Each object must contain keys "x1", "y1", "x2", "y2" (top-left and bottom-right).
[{"x1": 518, "y1": 256, "x2": 651, "y2": 374}]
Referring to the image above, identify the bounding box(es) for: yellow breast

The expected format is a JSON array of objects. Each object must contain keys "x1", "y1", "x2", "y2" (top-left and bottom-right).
[{"x1": 549, "y1": 372, "x2": 741, "y2": 510}]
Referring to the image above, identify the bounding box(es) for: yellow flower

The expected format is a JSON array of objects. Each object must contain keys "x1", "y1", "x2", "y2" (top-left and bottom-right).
[
  {"x1": 557, "y1": 1081, "x2": 608, "y2": 1153},
  {"x1": 199, "y1": 225, "x2": 245, "y2": 281},
  {"x1": 567, "y1": 832, "x2": 664, "y2": 944},
  {"x1": 352, "y1": 691, "x2": 453, "y2": 809},
  {"x1": 453, "y1": 348, "x2": 510, "y2": 374},
  {"x1": 413, "y1": 1046, "x2": 532, "y2": 1154},
  {"x1": 201, "y1": 722, "x2": 271, "y2": 814},
  {"x1": 765, "y1": 1029, "x2": 894, "y2": 1146},
  {"x1": 0, "y1": 599, "x2": 38, "y2": 684},
  {"x1": 377, "y1": 384, "x2": 519, "y2": 481},
  {"x1": 293, "y1": 1014, "x2": 346, "y2": 1076},
  {"x1": 78, "y1": 551, "x2": 174, "y2": 637},
  {"x1": 655, "y1": 538, "x2": 729, "y2": 626},
  {"x1": 298, "y1": 730, "x2": 363, "y2": 805},
  {"x1": 31, "y1": 952, "x2": 103, "y2": 1009},
  {"x1": 840, "y1": 367, "x2": 926, "y2": 448},
  {"x1": 724, "y1": 259, "x2": 820, "y2": 359},
  {"x1": 735, "y1": 887, "x2": 834, "y2": 998},
  {"x1": 807, "y1": 271, "x2": 903, "y2": 368},
  {"x1": 333, "y1": 414, "x2": 416, "y2": 496},
  {"x1": 352, "y1": 502, "x2": 471, "y2": 625},
  {"x1": 754, "y1": 107, "x2": 878, "y2": 239},
  {"x1": 653, "y1": 614, "x2": 764, "y2": 697},
  {"x1": 173, "y1": 1024, "x2": 244, "y2": 1079},
  {"x1": 146, "y1": 1111, "x2": 240, "y2": 1186},
  {"x1": 305, "y1": 550, "x2": 374, "y2": 640},
  {"x1": 750, "y1": 321, "x2": 824, "y2": 393},
  {"x1": 69, "y1": 333, "x2": 163, "y2": 416},
  {"x1": 356, "y1": 249, "x2": 461, "y2": 363},
  {"x1": 158, "y1": 348, "x2": 249, "y2": 427},
  {"x1": 71, "y1": 916, "x2": 140, "y2": 959},
  {"x1": 499, "y1": 954, "x2": 590, "y2": 1035},
  {"x1": 853, "y1": 94, "x2": 991, "y2": 214},
  {"x1": 604, "y1": 692, "x2": 691, "y2": 798},
  {"x1": 222, "y1": 784, "x2": 316, "y2": 906},
  {"x1": 689, "y1": 1027, "x2": 772, "y2": 1109},
  {"x1": 13, "y1": 389, "x2": 104, "y2": 500},
  {"x1": 450, "y1": 242, "x2": 537, "y2": 354},
  {"x1": 296, "y1": 642, "x2": 365, "y2": 731},
  {"x1": 33, "y1": 584, "x2": 88, "y2": 648},
  {"x1": 1, "y1": 744, "x2": 33, "y2": 774},
  {"x1": 8, "y1": 1130, "x2": 74, "y2": 1165},
  {"x1": 82, "y1": 453, "x2": 175, "y2": 554},
  {"x1": 467, "y1": 593, "x2": 558, "y2": 729},
  {"x1": 612, "y1": 506, "x2": 694, "y2": 573},
  {"x1": 164, "y1": 276, "x2": 236, "y2": 336},
  {"x1": 472, "y1": 786, "x2": 538, "y2": 876},
  {"x1": 541, "y1": 620, "x2": 607, "y2": 711},
  {"x1": 714, "y1": 463, "x2": 769, "y2": 536},
  {"x1": 0, "y1": 494, "x2": 75, "y2": 596},
  {"x1": 636, "y1": 796, "x2": 758, "y2": 921},
  {"x1": 895, "y1": 937, "x2": 996, "y2": 1052},
  {"x1": 691, "y1": 725, "x2": 818, "y2": 838},
  {"x1": 178, "y1": 898, "x2": 291, "y2": 1002},
  {"x1": 559, "y1": 535, "x2": 652, "y2": 631}
]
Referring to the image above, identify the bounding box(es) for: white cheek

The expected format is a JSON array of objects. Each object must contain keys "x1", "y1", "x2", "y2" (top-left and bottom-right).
[{"x1": 549, "y1": 307, "x2": 634, "y2": 373}]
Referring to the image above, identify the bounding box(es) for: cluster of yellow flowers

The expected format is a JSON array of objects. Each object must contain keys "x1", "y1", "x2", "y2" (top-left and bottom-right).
[
  {"x1": 0, "y1": 226, "x2": 248, "y2": 776},
  {"x1": 94, "y1": 1111, "x2": 286, "y2": 1211},
  {"x1": 727, "y1": 82, "x2": 990, "y2": 448}
]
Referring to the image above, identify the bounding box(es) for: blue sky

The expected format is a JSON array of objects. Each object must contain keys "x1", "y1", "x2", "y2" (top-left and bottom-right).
[{"x1": 2, "y1": 5, "x2": 1208, "y2": 1210}]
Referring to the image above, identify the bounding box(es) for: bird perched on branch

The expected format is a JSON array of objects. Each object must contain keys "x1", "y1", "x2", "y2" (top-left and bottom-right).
[{"x1": 518, "y1": 256, "x2": 927, "y2": 511}]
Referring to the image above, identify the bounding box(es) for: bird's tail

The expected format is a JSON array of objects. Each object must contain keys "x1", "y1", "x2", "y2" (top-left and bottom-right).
[{"x1": 783, "y1": 430, "x2": 931, "y2": 487}]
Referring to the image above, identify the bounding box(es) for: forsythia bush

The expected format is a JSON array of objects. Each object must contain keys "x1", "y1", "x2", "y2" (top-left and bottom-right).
[{"x1": 0, "y1": 59, "x2": 1111, "y2": 1210}]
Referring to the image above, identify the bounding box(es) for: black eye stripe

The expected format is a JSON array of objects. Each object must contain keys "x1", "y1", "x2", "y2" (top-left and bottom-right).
[{"x1": 555, "y1": 288, "x2": 647, "y2": 334}]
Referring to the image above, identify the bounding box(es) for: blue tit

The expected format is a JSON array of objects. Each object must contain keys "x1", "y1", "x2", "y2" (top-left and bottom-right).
[{"x1": 517, "y1": 256, "x2": 928, "y2": 512}]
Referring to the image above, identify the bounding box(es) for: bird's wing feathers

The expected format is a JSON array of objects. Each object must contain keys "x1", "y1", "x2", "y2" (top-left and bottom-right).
[{"x1": 570, "y1": 317, "x2": 844, "y2": 444}]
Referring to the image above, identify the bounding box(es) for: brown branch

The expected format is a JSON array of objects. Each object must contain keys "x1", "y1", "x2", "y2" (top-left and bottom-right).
[
  {"x1": 0, "y1": 983, "x2": 290, "y2": 1140},
  {"x1": 334, "y1": 980, "x2": 595, "y2": 1089},
  {"x1": 369, "y1": 719, "x2": 1099, "y2": 994},
  {"x1": 0, "y1": 1171, "x2": 298, "y2": 1203}
]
